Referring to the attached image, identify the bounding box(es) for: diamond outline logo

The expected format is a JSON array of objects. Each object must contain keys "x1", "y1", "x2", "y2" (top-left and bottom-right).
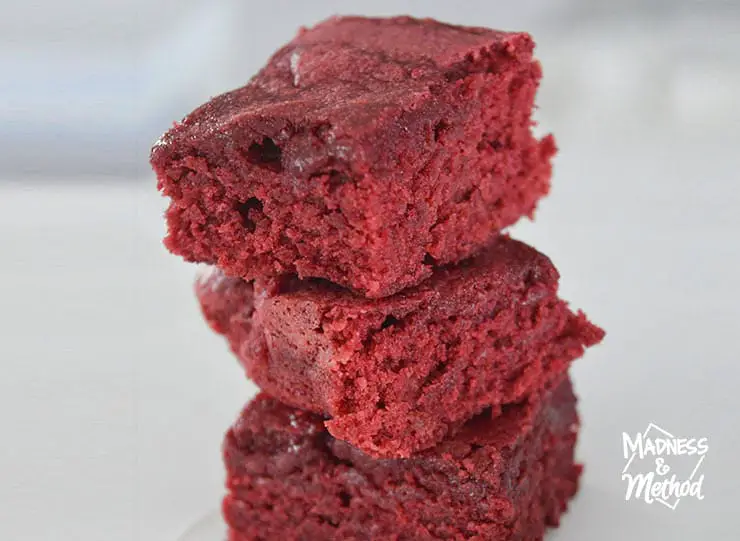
[{"x1": 621, "y1": 423, "x2": 707, "y2": 510}]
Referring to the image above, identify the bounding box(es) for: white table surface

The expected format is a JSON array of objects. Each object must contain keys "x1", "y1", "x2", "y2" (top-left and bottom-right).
[
  {"x1": 2, "y1": 116, "x2": 739, "y2": 540},
  {"x1": 2, "y1": 12, "x2": 739, "y2": 538}
]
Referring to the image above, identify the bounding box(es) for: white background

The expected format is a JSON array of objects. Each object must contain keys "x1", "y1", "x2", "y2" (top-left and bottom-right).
[{"x1": 1, "y1": 1, "x2": 739, "y2": 540}]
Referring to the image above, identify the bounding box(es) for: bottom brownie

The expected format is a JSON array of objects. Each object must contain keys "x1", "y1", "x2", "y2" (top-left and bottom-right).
[{"x1": 223, "y1": 376, "x2": 582, "y2": 540}]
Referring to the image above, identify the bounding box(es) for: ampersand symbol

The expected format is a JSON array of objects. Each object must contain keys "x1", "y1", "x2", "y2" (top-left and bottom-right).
[{"x1": 655, "y1": 458, "x2": 671, "y2": 476}]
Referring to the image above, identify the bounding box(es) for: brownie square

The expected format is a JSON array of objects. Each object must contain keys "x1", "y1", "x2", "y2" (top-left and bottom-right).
[
  {"x1": 223, "y1": 376, "x2": 582, "y2": 541},
  {"x1": 198, "y1": 237, "x2": 603, "y2": 457},
  {"x1": 152, "y1": 16, "x2": 556, "y2": 298}
]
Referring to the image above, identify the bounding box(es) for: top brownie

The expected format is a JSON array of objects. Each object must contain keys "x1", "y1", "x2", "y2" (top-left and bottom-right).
[{"x1": 151, "y1": 16, "x2": 555, "y2": 298}]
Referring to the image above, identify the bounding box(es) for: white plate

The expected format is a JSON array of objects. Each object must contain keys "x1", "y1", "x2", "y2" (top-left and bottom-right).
[{"x1": 179, "y1": 510, "x2": 225, "y2": 541}]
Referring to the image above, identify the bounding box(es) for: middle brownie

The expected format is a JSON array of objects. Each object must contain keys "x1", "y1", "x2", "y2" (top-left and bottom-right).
[{"x1": 198, "y1": 236, "x2": 604, "y2": 458}]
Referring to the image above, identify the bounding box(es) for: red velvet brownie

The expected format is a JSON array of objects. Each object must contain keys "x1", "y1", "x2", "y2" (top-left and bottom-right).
[
  {"x1": 223, "y1": 376, "x2": 582, "y2": 541},
  {"x1": 152, "y1": 16, "x2": 556, "y2": 298},
  {"x1": 197, "y1": 237, "x2": 604, "y2": 457}
]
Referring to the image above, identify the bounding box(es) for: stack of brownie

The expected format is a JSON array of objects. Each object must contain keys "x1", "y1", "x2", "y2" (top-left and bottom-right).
[{"x1": 151, "y1": 16, "x2": 604, "y2": 541}]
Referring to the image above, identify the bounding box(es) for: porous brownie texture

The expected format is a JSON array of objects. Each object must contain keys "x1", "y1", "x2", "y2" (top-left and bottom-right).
[
  {"x1": 152, "y1": 16, "x2": 556, "y2": 298},
  {"x1": 197, "y1": 237, "x2": 604, "y2": 457},
  {"x1": 223, "y1": 376, "x2": 582, "y2": 541}
]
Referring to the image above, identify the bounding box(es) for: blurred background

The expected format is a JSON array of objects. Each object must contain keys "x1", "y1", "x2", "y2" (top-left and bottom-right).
[{"x1": 1, "y1": 1, "x2": 738, "y2": 540}]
